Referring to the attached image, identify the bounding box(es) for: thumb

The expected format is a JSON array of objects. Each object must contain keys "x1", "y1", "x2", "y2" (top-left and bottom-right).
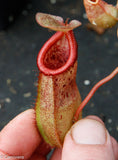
[{"x1": 62, "y1": 116, "x2": 118, "y2": 160}]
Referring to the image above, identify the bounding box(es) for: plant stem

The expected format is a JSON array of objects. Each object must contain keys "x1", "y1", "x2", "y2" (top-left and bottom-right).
[{"x1": 74, "y1": 67, "x2": 118, "y2": 122}]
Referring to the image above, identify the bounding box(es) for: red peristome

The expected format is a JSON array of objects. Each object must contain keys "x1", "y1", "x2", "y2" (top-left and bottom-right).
[{"x1": 37, "y1": 30, "x2": 77, "y2": 75}]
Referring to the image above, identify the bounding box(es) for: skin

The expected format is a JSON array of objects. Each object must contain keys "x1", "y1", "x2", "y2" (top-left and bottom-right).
[{"x1": 0, "y1": 109, "x2": 117, "y2": 160}]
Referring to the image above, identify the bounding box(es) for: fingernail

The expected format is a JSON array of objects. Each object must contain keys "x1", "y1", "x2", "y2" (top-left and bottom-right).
[{"x1": 71, "y1": 119, "x2": 107, "y2": 145}]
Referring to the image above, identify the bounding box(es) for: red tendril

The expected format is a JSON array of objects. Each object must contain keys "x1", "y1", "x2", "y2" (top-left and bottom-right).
[{"x1": 74, "y1": 67, "x2": 118, "y2": 122}]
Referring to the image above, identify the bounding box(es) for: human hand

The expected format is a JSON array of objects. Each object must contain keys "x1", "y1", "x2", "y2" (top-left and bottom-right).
[
  {"x1": 51, "y1": 116, "x2": 118, "y2": 160},
  {"x1": 0, "y1": 109, "x2": 51, "y2": 160},
  {"x1": 0, "y1": 109, "x2": 118, "y2": 160}
]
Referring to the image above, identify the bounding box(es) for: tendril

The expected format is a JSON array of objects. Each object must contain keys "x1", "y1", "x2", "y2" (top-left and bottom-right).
[{"x1": 74, "y1": 67, "x2": 118, "y2": 122}]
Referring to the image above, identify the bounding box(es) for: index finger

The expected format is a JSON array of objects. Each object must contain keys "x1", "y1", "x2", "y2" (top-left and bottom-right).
[{"x1": 0, "y1": 109, "x2": 42, "y2": 159}]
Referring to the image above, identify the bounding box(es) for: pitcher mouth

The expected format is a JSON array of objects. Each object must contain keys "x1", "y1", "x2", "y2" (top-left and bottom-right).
[{"x1": 37, "y1": 31, "x2": 77, "y2": 75}]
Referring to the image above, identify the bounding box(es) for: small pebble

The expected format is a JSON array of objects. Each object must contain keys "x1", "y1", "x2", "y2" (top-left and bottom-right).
[
  {"x1": 9, "y1": 86, "x2": 17, "y2": 94},
  {"x1": 23, "y1": 92, "x2": 31, "y2": 98},
  {"x1": 84, "y1": 80, "x2": 90, "y2": 86},
  {"x1": 7, "y1": 79, "x2": 11, "y2": 85},
  {"x1": 50, "y1": 0, "x2": 56, "y2": 4},
  {"x1": 108, "y1": 118, "x2": 112, "y2": 124},
  {"x1": 83, "y1": 13, "x2": 87, "y2": 19},
  {"x1": 116, "y1": 126, "x2": 118, "y2": 131},
  {"x1": 5, "y1": 98, "x2": 11, "y2": 103}
]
